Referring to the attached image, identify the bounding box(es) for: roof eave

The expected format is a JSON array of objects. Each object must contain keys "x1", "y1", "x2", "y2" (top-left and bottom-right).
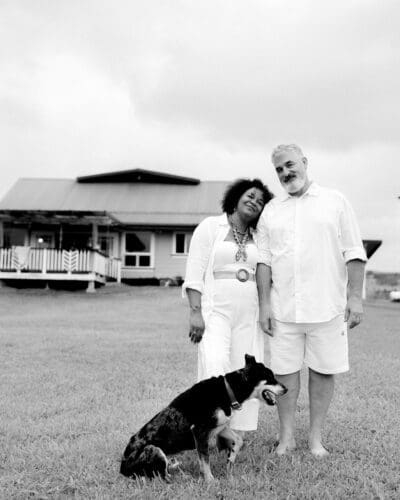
[{"x1": 77, "y1": 168, "x2": 200, "y2": 185}]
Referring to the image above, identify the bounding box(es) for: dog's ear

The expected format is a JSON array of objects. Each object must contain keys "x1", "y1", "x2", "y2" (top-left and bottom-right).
[{"x1": 245, "y1": 354, "x2": 256, "y2": 366}]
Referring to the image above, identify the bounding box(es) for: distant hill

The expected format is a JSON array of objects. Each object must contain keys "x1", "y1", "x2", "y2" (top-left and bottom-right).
[
  {"x1": 366, "y1": 271, "x2": 400, "y2": 286},
  {"x1": 366, "y1": 271, "x2": 400, "y2": 299}
]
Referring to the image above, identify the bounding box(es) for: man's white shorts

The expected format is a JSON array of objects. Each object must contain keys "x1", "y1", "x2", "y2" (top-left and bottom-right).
[{"x1": 269, "y1": 315, "x2": 349, "y2": 375}]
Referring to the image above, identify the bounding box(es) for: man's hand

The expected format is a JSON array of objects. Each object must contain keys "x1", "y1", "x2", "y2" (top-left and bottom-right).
[
  {"x1": 345, "y1": 296, "x2": 363, "y2": 329},
  {"x1": 189, "y1": 310, "x2": 205, "y2": 343},
  {"x1": 259, "y1": 304, "x2": 273, "y2": 337}
]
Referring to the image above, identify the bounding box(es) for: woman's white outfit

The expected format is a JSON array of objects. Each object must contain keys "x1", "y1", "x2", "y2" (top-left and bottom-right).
[{"x1": 183, "y1": 214, "x2": 264, "y2": 431}]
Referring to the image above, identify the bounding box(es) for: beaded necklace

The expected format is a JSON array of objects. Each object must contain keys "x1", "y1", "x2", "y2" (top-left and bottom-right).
[{"x1": 229, "y1": 216, "x2": 250, "y2": 262}]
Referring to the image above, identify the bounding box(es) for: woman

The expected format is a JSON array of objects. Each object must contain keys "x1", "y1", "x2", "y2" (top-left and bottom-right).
[{"x1": 183, "y1": 178, "x2": 273, "y2": 432}]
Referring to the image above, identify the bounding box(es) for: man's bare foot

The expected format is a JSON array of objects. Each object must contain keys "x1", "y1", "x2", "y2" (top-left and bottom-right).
[
  {"x1": 309, "y1": 441, "x2": 329, "y2": 458},
  {"x1": 275, "y1": 437, "x2": 296, "y2": 456}
]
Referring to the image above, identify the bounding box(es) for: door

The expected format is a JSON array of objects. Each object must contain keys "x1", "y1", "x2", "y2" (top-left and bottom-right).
[
  {"x1": 97, "y1": 233, "x2": 119, "y2": 257},
  {"x1": 31, "y1": 231, "x2": 55, "y2": 249}
]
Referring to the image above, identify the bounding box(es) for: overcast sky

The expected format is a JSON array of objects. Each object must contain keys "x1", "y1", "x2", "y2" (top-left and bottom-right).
[{"x1": 1, "y1": 0, "x2": 399, "y2": 271}]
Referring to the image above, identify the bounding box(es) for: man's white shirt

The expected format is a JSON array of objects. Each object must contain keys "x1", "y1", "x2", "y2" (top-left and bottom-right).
[{"x1": 257, "y1": 182, "x2": 367, "y2": 323}]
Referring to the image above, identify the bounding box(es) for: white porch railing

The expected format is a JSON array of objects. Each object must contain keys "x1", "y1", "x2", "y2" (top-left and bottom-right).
[
  {"x1": 106, "y1": 257, "x2": 122, "y2": 283},
  {"x1": 0, "y1": 248, "x2": 121, "y2": 282}
]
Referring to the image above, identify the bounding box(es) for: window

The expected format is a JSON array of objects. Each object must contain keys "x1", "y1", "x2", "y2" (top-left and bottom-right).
[
  {"x1": 3, "y1": 228, "x2": 26, "y2": 247},
  {"x1": 124, "y1": 231, "x2": 152, "y2": 267},
  {"x1": 173, "y1": 232, "x2": 192, "y2": 255}
]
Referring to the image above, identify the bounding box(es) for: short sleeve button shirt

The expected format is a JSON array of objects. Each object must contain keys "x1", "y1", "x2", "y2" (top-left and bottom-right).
[{"x1": 257, "y1": 183, "x2": 367, "y2": 323}]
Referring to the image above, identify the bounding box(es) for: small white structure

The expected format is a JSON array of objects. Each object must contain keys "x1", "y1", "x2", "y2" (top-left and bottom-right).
[{"x1": 389, "y1": 290, "x2": 400, "y2": 302}]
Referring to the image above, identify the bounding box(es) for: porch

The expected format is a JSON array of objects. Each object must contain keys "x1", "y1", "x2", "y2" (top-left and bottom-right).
[{"x1": 0, "y1": 247, "x2": 121, "y2": 292}]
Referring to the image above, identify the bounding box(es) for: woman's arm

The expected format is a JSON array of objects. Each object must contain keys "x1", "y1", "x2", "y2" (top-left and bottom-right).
[
  {"x1": 186, "y1": 288, "x2": 206, "y2": 343},
  {"x1": 183, "y1": 217, "x2": 216, "y2": 343},
  {"x1": 182, "y1": 217, "x2": 214, "y2": 296}
]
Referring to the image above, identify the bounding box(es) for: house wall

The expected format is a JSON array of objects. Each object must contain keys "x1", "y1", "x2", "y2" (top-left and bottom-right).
[
  {"x1": 2, "y1": 224, "x2": 193, "y2": 282},
  {"x1": 120, "y1": 230, "x2": 191, "y2": 280},
  {"x1": 154, "y1": 231, "x2": 188, "y2": 279},
  {"x1": 2, "y1": 223, "x2": 96, "y2": 249},
  {"x1": 1, "y1": 224, "x2": 192, "y2": 280}
]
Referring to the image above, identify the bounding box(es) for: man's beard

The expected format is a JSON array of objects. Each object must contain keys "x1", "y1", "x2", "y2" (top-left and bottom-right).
[{"x1": 282, "y1": 175, "x2": 306, "y2": 194}]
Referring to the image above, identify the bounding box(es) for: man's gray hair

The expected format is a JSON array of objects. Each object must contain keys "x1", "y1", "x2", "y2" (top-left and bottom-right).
[{"x1": 271, "y1": 144, "x2": 305, "y2": 163}]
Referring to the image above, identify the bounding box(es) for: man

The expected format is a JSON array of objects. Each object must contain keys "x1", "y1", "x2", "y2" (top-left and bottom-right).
[{"x1": 257, "y1": 144, "x2": 366, "y2": 457}]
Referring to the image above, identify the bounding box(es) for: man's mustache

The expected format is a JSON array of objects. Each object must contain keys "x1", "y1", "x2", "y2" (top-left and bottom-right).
[{"x1": 283, "y1": 174, "x2": 296, "y2": 183}]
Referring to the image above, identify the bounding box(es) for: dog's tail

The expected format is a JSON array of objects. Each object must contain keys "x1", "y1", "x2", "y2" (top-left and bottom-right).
[{"x1": 120, "y1": 435, "x2": 145, "y2": 476}]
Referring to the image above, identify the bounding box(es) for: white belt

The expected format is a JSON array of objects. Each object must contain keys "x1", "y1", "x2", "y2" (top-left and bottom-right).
[{"x1": 213, "y1": 269, "x2": 255, "y2": 282}]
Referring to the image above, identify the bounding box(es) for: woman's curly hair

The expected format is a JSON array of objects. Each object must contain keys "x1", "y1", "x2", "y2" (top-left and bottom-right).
[{"x1": 221, "y1": 178, "x2": 274, "y2": 227}]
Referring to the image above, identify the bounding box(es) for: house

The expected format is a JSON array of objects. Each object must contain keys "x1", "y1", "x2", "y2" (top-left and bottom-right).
[
  {"x1": 0, "y1": 168, "x2": 382, "y2": 292},
  {"x1": 0, "y1": 169, "x2": 228, "y2": 290}
]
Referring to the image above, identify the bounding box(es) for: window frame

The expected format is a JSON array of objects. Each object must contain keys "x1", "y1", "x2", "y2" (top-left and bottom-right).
[
  {"x1": 172, "y1": 231, "x2": 192, "y2": 256},
  {"x1": 123, "y1": 231, "x2": 154, "y2": 268}
]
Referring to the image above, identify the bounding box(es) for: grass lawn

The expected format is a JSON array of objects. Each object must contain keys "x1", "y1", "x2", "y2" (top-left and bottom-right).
[{"x1": 1, "y1": 285, "x2": 399, "y2": 499}]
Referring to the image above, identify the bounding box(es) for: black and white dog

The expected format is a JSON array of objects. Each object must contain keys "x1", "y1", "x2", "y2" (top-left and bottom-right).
[{"x1": 120, "y1": 354, "x2": 286, "y2": 481}]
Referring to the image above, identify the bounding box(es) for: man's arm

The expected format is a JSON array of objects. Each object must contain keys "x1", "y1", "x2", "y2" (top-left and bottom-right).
[
  {"x1": 345, "y1": 259, "x2": 365, "y2": 329},
  {"x1": 256, "y1": 263, "x2": 273, "y2": 336},
  {"x1": 338, "y1": 195, "x2": 367, "y2": 330}
]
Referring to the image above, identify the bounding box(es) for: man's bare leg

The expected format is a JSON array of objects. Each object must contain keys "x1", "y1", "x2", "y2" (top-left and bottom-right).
[
  {"x1": 308, "y1": 368, "x2": 334, "y2": 457},
  {"x1": 275, "y1": 371, "x2": 300, "y2": 455}
]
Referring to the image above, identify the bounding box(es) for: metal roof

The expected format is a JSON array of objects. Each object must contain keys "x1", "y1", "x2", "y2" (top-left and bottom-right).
[{"x1": 0, "y1": 177, "x2": 228, "y2": 226}]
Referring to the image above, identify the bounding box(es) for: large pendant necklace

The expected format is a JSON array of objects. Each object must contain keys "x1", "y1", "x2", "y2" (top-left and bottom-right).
[{"x1": 230, "y1": 218, "x2": 249, "y2": 262}]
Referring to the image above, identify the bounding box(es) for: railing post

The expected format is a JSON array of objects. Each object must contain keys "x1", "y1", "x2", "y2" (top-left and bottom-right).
[
  {"x1": 117, "y1": 260, "x2": 122, "y2": 283},
  {"x1": 16, "y1": 247, "x2": 21, "y2": 273},
  {"x1": 92, "y1": 251, "x2": 97, "y2": 274},
  {"x1": 42, "y1": 249, "x2": 47, "y2": 273}
]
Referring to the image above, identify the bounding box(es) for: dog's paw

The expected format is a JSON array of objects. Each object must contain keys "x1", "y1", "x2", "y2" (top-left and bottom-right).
[
  {"x1": 226, "y1": 461, "x2": 235, "y2": 475},
  {"x1": 168, "y1": 457, "x2": 181, "y2": 471},
  {"x1": 202, "y1": 472, "x2": 216, "y2": 483}
]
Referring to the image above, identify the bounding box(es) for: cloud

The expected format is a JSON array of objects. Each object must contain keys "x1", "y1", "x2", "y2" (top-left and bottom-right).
[
  {"x1": 3, "y1": 1, "x2": 400, "y2": 150},
  {"x1": 0, "y1": 0, "x2": 399, "y2": 271},
  {"x1": 127, "y1": 0, "x2": 400, "y2": 150}
]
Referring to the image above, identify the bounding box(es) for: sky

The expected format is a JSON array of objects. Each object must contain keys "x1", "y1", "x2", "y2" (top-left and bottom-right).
[{"x1": 1, "y1": 0, "x2": 399, "y2": 272}]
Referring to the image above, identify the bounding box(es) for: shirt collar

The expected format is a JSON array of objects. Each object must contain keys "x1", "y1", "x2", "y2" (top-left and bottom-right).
[{"x1": 280, "y1": 181, "x2": 319, "y2": 202}]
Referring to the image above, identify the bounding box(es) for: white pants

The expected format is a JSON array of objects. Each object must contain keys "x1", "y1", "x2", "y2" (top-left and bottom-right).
[{"x1": 198, "y1": 278, "x2": 264, "y2": 431}]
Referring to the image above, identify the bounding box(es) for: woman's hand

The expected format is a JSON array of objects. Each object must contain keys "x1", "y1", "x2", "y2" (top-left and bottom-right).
[{"x1": 189, "y1": 310, "x2": 205, "y2": 343}]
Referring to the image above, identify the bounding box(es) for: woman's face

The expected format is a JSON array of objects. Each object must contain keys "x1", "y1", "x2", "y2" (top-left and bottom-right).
[{"x1": 235, "y1": 187, "x2": 265, "y2": 221}]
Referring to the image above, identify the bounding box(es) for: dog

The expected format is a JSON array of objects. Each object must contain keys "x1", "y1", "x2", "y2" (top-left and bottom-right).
[{"x1": 120, "y1": 354, "x2": 287, "y2": 481}]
